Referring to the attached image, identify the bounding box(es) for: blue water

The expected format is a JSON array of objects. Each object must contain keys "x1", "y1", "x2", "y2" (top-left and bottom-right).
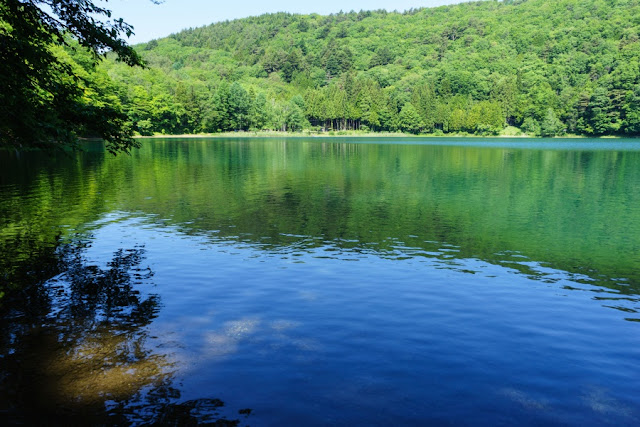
[
  {"x1": 82, "y1": 214, "x2": 639, "y2": 425},
  {"x1": 1, "y1": 138, "x2": 639, "y2": 425}
]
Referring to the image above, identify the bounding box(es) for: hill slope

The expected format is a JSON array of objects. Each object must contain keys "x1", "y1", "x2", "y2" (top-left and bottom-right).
[{"x1": 103, "y1": 0, "x2": 640, "y2": 136}]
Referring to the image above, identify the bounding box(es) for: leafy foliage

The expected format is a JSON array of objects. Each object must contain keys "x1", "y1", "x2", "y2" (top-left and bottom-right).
[
  {"x1": 101, "y1": 0, "x2": 640, "y2": 137},
  {"x1": 0, "y1": 0, "x2": 145, "y2": 153},
  {"x1": 5, "y1": 0, "x2": 640, "y2": 142}
]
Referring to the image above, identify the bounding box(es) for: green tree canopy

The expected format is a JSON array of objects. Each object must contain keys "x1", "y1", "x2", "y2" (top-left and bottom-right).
[
  {"x1": 540, "y1": 108, "x2": 564, "y2": 137},
  {"x1": 26, "y1": 0, "x2": 640, "y2": 139},
  {"x1": 0, "y1": 0, "x2": 148, "y2": 153}
]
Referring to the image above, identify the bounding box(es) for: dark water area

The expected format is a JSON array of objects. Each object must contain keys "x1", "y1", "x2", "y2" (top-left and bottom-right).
[{"x1": 1, "y1": 137, "x2": 639, "y2": 425}]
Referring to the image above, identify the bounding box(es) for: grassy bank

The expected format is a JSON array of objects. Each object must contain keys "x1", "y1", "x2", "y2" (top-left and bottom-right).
[
  {"x1": 134, "y1": 129, "x2": 599, "y2": 139},
  {"x1": 136, "y1": 129, "x2": 535, "y2": 138}
]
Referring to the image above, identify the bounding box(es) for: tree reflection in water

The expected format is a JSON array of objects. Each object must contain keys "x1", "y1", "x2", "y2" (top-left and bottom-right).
[{"x1": 0, "y1": 239, "x2": 250, "y2": 425}]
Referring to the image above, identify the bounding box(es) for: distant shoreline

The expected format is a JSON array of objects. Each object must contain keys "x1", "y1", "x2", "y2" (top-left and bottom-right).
[{"x1": 134, "y1": 130, "x2": 605, "y2": 139}]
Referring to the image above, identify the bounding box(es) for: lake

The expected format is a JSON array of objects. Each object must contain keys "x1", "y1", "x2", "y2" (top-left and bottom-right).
[{"x1": 1, "y1": 137, "x2": 639, "y2": 425}]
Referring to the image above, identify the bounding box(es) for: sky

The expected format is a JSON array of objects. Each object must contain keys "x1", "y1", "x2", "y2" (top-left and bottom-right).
[{"x1": 106, "y1": 0, "x2": 471, "y2": 44}]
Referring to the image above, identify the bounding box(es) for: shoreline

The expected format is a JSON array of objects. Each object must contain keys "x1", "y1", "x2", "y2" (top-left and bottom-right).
[{"x1": 134, "y1": 130, "x2": 605, "y2": 139}]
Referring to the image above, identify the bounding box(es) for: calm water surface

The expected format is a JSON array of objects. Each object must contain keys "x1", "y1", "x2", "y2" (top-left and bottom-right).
[{"x1": 1, "y1": 137, "x2": 639, "y2": 425}]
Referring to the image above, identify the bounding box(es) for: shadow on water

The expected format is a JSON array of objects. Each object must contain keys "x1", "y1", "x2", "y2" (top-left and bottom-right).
[
  {"x1": 1, "y1": 140, "x2": 640, "y2": 424},
  {"x1": 0, "y1": 238, "x2": 251, "y2": 425},
  {"x1": 2, "y1": 140, "x2": 640, "y2": 323}
]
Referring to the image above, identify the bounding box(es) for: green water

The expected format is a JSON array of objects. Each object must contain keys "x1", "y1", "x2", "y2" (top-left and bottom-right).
[
  {"x1": 1, "y1": 137, "x2": 639, "y2": 424},
  {"x1": 3, "y1": 138, "x2": 638, "y2": 296}
]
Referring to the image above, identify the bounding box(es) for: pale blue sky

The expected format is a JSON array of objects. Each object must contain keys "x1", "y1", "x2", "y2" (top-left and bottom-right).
[{"x1": 106, "y1": 0, "x2": 470, "y2": 44}]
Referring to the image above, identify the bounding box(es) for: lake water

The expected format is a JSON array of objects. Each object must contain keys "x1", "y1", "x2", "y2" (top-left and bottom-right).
[{"x1": 1, "y1": 137, "x2": 639, "y2": 425}]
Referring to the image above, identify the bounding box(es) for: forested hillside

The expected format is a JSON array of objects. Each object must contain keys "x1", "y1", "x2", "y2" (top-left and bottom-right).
[{"x1": 102, "y1": 0, "x2": 640, "y2": 136}]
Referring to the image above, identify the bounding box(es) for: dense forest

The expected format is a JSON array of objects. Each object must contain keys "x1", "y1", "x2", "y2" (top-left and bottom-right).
[
  {"x1": 0, "y1": 0, "x2": 148, "y2": 153},
  {"x1": 20, "y1": 0, "x2": 640, "y2": 138}
]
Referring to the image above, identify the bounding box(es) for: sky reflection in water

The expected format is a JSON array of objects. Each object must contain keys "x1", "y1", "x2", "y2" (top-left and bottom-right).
[{"x1": 1, "y1": 138, "x2": 640, "y2": 425}]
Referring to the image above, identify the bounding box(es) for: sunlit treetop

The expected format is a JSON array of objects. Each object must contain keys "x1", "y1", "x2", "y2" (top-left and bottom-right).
[{"x1": 0, "y1": 0, "x2": 156, "y2": 153}]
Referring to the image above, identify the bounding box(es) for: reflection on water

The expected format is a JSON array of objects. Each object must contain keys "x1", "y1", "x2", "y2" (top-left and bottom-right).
[
  {"x1": 0, "y1": 240, "x2": 250, "y2": 425},
  {"x1": 2, "y1": 139, "x2": 640, "y2": 297},
  {"x1": 1, "y1": 138, "x2": 640, "y2": 424}
]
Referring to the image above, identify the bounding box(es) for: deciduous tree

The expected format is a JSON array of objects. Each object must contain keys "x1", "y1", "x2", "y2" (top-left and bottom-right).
[{"x1": 0, "y1": 0, "x2": 151, "y2": 153}]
